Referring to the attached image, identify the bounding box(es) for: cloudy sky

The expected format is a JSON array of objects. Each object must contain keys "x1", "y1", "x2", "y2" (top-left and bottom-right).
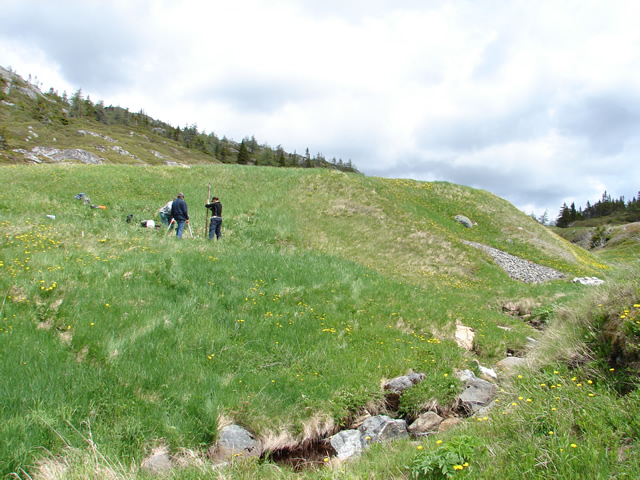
[{"x1": 2, "y1": 0, "x2": 639, "y2": 218}]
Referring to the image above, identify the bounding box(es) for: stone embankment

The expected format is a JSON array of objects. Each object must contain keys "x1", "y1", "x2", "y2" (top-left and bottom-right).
[{"x1": 463, "y1": 241, "x2": 565, "y2": 283}]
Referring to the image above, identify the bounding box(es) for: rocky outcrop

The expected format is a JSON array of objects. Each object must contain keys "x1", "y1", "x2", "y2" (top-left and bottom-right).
[
  {"x1": 77, "y1": 129, "x2": 117, "y2": 142},
  {"x1": 13, "y1": 146, "x2": 106, "y2": 164}
]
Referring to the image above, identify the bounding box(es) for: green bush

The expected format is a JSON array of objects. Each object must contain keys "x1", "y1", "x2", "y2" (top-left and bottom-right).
[{"x1": 409, "y1": 435, "x2": 482, "y2": 479}]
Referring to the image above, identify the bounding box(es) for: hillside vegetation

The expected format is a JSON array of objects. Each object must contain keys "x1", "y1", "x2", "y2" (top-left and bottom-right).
[
  {"x1": 2, "y1": 67, "x2": 640, "y2": 480},
  {"x1": 0, "y1": 66, "x2": 357, "y2": 171},
  {"x1": 1, "y1": 163, "x2": 639, "y2": 479}
]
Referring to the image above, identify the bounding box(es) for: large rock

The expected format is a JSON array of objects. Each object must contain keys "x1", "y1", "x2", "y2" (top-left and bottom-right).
[
  {"x1": 384, "y1": 372, "x2": 425, "y2": 409},
  {"x1": 455, "y1": 322, "x2": 475, "y2": 351},
  {"x1": 359, "y1": 415, "x2": 408, "y2": 445},
  {"x1": 408, "y1": 411, "x2": 443, "y2": 436},
  {"x1": 17, "y1": 146, "x2": 106, "y2": 164},
  {"x1": 330, "y1": 415, "x2": 410, "y2": 460},
  {"x1": 208, "y1": 424, "x2": 262, "y2": 461},
  {"x1": 456, "y1": 371, "x2": 497, "y2": 414},
  {"x1": 454, "y1": 215, "x2": 474, "y2": 228},
  {"x1": 330, "y1": 429, "x2": 363, "y2": 459},
  {"x1": 384, "y1": 372, "x2": 425, "y2": 394}
]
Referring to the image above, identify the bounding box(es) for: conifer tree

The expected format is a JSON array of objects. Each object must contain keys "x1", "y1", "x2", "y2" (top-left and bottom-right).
[{"x1": 237, "y1": 139, "x2": 249, "y2": 165}]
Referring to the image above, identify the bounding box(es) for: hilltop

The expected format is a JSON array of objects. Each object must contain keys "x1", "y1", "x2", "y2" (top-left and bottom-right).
[{"x1": 0, "y1": 65, "x2": 358, "y2": 172}]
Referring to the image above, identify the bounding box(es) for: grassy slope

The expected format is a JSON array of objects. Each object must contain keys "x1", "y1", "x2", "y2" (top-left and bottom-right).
[
  {"x1": 0, "y1": 66, "x2": 216, "y2": 167},
  {"x1": 1, "y1": 164, "x2": 625, "y2": 479}
]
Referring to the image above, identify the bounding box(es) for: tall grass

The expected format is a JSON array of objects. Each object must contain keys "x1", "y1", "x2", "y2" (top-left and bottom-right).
[{"x1": 0, "y1": 164, "x2": 622, "y2": 478}]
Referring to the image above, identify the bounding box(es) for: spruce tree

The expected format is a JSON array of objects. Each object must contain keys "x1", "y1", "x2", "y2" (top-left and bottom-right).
[{"x1": 237, "y1": 139, "x2": 249, "y2": 165}]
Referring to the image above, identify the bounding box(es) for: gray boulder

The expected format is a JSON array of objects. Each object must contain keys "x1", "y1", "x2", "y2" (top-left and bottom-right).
[
  {"x1": 454, "y1": 215, "x2": 474, "y2": 228},
  {"x1": 457, "y1": 372, "x2": 497, "y2": 414},
  {"x1": 330, "y1": 429, "x2": 364, "y2": 459},
  {"x1": 384, "y1": 372, "x2": 425, "y2": 409},
  {"x1": 359, "y1": 415, "x2": 408, "y2": 445},
  {"x1": 209, "y1": 424, "x2": 262, "y2": 461},
  {"x1": 384, "y1": 372, "x2": 425, "y2": 394}
]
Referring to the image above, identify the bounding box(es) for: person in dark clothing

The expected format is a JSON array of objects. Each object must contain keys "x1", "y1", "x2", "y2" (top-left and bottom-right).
[
  {"x1": 171, "y1": 192, "x2": 189, "y2": 238},
  {"x1": 205, "y1": 196, "x2": 223, "y2": 240}
]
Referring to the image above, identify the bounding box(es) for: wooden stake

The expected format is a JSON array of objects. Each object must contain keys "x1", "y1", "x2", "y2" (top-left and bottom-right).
[{"x1": 205, "y1": 182, "x2": 211, "y2": 238}]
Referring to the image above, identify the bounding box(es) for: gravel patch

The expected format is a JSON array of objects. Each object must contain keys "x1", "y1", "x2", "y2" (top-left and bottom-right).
[{"x1": 464, "y1": 241, "x2": 565, "y2": 283}]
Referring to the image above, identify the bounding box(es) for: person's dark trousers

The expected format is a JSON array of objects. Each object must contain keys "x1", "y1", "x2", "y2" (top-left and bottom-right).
[{"x1": 209, "y1": 217, "x2": 222, "y2": 240}]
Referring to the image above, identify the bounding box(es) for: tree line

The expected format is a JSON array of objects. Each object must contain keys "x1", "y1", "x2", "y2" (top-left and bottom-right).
[
  {"x1": 555, "y1": 190, "x2": 640, "y2": 227},
  {"x1": 40, "y1": 86, "x2": 359, "y2": 173}
]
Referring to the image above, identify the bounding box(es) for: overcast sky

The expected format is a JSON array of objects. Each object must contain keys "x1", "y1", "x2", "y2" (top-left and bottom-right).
[{"x1": 2, "y1": 0, "x2": 639, "y2": 218}]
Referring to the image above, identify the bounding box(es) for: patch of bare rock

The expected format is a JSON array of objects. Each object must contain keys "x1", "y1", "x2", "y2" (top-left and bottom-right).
[{"x1": 463, "y1": 240, "x2": 566, "y2": 283}]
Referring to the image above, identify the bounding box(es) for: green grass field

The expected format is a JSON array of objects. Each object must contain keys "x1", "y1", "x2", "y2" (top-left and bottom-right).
[{"x1": 1, "y1": 164, "x2": 638, "y2": 479}]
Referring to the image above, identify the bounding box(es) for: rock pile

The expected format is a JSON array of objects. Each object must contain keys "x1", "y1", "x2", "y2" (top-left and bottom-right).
[{"x1": 463, "y1": 241, "x2": 565, "y2": 283}]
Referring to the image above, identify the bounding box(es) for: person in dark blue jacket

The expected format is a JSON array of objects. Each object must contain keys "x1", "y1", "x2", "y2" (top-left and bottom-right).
[{"x1": 170, "y1": 192, "x2": 189, "y2": 238}]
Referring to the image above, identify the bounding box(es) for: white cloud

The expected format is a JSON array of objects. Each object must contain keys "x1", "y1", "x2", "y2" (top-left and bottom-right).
[{"x1": 2, "y1": 0, "x2": 639, "y2": 217}]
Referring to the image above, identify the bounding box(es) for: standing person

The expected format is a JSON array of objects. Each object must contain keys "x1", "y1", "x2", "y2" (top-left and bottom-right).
[
  {"x1": 158, "y1": 198, "x2": 174, "y2": 227},
  {"x1": 205, "y1": 195, "x2": 223, "y2": 240},
  {"x1": 171, "y1": 192, "x2": 189, "y2": 238}
]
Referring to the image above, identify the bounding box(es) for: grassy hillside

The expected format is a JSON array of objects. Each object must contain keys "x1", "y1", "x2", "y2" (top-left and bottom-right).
[
  {"x1": 3, "y1": 164, "x2": 639, "y2": 479},
  {"x1": 0, "y1": 66, "x2": 357, "y2": 172},
  {"x1": 552, "y1": 222, "x2": 640, "y2": 264},
  {"x1": 0, "y1": 67, "x2": 217, "y2": 167}
]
